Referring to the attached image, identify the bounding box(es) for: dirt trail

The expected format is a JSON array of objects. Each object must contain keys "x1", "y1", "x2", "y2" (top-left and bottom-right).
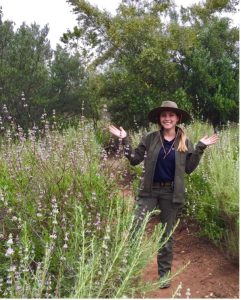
[
  {"x1": 120, "y1": 188, "x2": 239, "y2": 299},
  {"x1": 140, "y1": 219, "x2": 239, "y2": 299}
]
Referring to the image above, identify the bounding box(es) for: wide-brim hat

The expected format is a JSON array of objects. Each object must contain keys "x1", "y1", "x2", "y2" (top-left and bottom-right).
[{"x1": 148, "y1": 100, "x2": 192, "y2": 124}]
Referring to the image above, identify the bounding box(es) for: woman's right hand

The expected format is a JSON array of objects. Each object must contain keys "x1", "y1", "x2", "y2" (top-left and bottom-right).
[{"x1": 109, "y1": 125, "x2": 127, "y2": 139}]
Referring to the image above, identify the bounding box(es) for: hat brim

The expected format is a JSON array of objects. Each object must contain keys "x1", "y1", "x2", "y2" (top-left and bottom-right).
[{"x1": 148, "y1": 107, "x2": 192, "y2": 124}]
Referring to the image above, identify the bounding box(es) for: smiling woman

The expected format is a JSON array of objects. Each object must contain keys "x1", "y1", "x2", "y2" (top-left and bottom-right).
[{"x1": 109, "y1": 100, "x2": 219, "y2": 288}]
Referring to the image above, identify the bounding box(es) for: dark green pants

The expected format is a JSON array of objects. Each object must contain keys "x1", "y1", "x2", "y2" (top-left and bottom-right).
[{"x1": 134, "y1": 185, "x2": 182, "y2": 276}]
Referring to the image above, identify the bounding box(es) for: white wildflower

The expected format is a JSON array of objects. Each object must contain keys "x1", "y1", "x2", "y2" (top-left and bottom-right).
[
  {"x1": 7, "y1": 235, "x2": 13, "y2": 245},
  {"x1": 8, "y1": 265, "x2": 16, "y2": 272},
  {"x1": 50, "y1": 234, "x2": 57, "y2": 239},
  {"x1": 5, "y1": 247, "x2": 14, "y2": 257}
]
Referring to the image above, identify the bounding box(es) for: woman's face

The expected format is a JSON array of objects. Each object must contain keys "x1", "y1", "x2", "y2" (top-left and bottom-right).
[{"x1": 159, "y1": 110, "x2": 179, "y2": 130}]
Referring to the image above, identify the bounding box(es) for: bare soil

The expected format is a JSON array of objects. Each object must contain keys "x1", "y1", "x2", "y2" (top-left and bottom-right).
[
  {"x1": 139, "y1": 217, "x2": 239, "y2": 299},
  {"x1": 120, "y1": 186, "x2": 239, "y2": 299}
]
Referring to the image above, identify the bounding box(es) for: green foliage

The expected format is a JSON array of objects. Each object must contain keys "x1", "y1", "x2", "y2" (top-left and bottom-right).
[
  {"x1": 0, "y1": 20, "x2": 52, "y2": 129},
  {"x1": 0, "y1": 1, "x2": 239, "y2": 131},
  {"x1": 184, "y1": 121, "x2": 239, "y2": 262},
  {"x1": 0, "y1": 16, "x2": 95, "y2": 130},
  {"x1": 65, "y1": 0, "x2": 238, "y2": 130},
  {"x1": 48, "y1": 45, "x2": 87, "y2": 116},
  {"x1": 0, "y1": 121, "x2": 166, "y2": 297},
  {"x1": 180, "y1": 18, "x2": 239, "y2": 126}
]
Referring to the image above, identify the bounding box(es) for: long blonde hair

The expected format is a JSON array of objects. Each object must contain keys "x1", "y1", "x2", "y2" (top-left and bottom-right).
[{"x1": 176, "y1": 126, "x2": 188, "y2": 152}]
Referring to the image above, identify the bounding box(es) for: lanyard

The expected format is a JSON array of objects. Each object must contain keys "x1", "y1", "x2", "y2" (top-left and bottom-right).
[{"x1": 160, "y1": 133, "x2": 177, "y2": 159}]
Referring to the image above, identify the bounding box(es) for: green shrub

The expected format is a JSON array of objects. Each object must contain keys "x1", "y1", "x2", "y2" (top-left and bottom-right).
[
  {"x1": 0, "y1": 121, "x2": 166, "y2": 298},
  {"x1": 184, "y1": 121, "x2": 239, "y2": 262}
]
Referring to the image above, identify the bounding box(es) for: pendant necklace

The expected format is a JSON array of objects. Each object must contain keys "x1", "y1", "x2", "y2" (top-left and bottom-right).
[{"x1": 160, "y1": 132, "x2": 177, "y2": 159}]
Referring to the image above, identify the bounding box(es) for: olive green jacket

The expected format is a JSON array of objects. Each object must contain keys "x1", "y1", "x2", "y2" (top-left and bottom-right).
[{"x1": 123, "y1": 129, "x2": 207, "y2": 204}]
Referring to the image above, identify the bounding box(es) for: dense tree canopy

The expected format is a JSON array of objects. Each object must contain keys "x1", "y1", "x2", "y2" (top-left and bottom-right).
[
  {"x1": 65, "y1": 0, "x2": 239, "y2": 129},
  {"x1": 0, "y1": 10, "x2": 88, "y2": 129},
  {"x1": 0, "y1": 1, "x2": 239, "y2": 131},
  {"x1": 0, "y1": 17, "x2": 52, "y2": 128}
]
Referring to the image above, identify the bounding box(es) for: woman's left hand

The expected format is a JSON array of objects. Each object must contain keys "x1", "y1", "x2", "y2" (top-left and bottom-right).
[{"x1": 200, "y1": 134, "x2": 219, "y2": 146}]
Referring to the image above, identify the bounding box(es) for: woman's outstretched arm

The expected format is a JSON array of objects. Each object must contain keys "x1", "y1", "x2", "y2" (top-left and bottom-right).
[
  {"x1": 185, "y1": 134, "x2": 219, "y2": 174},
  {"x1": 108, "y1": 125, "x2": 147, "y2": 166}
]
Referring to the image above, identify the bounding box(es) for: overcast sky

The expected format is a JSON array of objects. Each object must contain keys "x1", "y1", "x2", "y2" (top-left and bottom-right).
[{"x1": 0, "y1": 0, "x2": 239, "y2": 49}]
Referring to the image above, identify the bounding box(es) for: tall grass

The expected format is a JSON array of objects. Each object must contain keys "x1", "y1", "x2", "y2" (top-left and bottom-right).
[
  {"x1": 184, "y1": 121, "x2": 239, "y2": 262},
  {"x1": 0, "y1": 116, "x2": 238, "y2": 297},
  {"x1": 0, "y1": 120, "x2": 166, "y2": 298}
]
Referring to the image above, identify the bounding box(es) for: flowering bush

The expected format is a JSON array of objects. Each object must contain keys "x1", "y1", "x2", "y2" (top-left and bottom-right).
[
  {"x1": 184, "y1": 121, "x2": 239, "y2": 262},
  {"x1": 0, "y1": 120, "x2": 165, "y2": 298}
]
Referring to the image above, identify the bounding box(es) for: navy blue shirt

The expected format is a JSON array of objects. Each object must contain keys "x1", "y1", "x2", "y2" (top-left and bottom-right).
[{"x1": 153, "y1": 138, "x2": 176, "y2": 182}]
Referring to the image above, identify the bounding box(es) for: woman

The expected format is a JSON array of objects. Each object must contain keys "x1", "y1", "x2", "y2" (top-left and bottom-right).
[{"x1": 109, "y1": 100, "x2": 219, "y2": 288}]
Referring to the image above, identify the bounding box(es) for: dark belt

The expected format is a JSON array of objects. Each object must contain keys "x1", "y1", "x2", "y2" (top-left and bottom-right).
[{"x1": 152, "y1": 181, "x2": 173, "y2": 187}]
